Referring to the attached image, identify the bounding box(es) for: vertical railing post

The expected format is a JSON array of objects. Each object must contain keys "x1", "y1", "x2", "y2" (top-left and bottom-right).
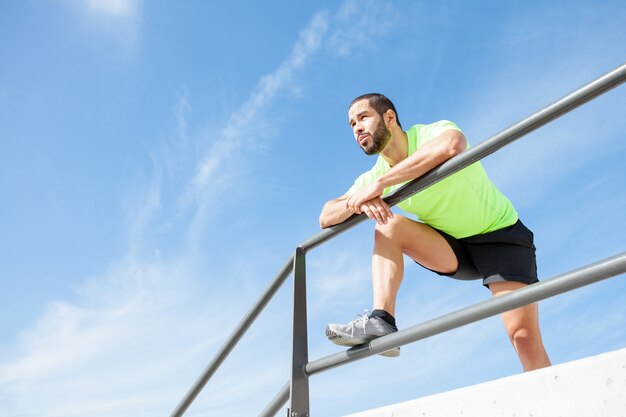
[{"x1": 288, "y1": 247, "x2": 310, "y2": 417}]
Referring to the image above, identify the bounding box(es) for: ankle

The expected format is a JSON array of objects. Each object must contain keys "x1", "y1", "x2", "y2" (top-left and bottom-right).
[{"x1": 369, "y1": 309, "x2": 397, "y2": 329}]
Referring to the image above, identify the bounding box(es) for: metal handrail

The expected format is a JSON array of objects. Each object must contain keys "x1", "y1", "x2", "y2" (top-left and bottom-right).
[
  {"x1": 170, "y1": 62, "x2": 626, "y2": 417},
  {"x1": 169, "y1": 254, "x2": 294, "y2": 417}
]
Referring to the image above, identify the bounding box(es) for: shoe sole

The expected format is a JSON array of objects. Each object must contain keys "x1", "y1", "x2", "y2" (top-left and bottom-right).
[
  {"x1": 326, "y1": 327, "x2": 400, "y2": 357},
  {"x1": 325, "y1": 327, "x2": 367, "y2": 346},
  {"x1": 379, "y1": 347, "x2": 400, "y2": 357}
]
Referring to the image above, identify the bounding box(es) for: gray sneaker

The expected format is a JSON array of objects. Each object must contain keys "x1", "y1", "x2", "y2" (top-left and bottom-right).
[{"x1": 325, "y1": 312, "x2": 400, "y2": 357}]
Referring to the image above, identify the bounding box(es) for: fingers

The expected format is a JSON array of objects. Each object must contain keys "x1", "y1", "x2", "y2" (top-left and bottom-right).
[
  {"x1": 345, "y1": 192, "x2": 393, "y2": 225},
  {"x1": 345, "y1": 194, "x2": 363, "y2": 213},
  {"x1": 359, "y1": 198, "x2": 394, "y2": 225},
  {"x1": 345, "y1": 183, "x2": 381, "y2": 213}
]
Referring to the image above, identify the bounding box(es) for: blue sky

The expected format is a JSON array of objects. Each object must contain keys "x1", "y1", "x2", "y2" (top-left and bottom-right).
[{"x1": 1, "y1": 1, "x2": 625, "y2": 416}]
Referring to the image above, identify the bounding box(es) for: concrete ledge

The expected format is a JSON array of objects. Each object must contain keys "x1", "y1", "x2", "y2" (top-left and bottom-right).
[{"x1": 344, "y1": 347, "x2": 626, "y2": 417}]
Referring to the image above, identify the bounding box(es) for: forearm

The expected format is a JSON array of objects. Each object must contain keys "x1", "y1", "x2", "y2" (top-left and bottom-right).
[
  {"x1": 377, "y1": 130, "x2": 466, "y2": 189},
  {"x1": 376, "y1": 148, "x2": 447, "y2": 189},
  {"x1": 319, "y1": 196, "x2": 353, "y2": 228}
]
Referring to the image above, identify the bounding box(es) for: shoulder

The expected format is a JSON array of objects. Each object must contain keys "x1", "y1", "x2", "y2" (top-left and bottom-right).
[
  {"x1": 407, "y1": 120, "x2": 463, "y2": 147},
  {"x1": 414, "y1": 120, "x2": 462, "y2": 135}
]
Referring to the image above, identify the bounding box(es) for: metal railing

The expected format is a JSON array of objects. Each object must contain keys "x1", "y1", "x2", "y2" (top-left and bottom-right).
[{"x1": 170, "y1": 62, "x2": 626, "y2": 417}]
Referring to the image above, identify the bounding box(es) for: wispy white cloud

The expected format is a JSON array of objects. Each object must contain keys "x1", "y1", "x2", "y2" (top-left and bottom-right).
[
  {"x1": 62, "y1": 0, "x2": 139, "y2": 20},
  {"x1": 126, "y1": 173, "x2": 162, "y2": 260},
  {"x1": 327, "y1": 0, "x2": 398, "y2": 57},
  {"x1": 59, "y1": 0, "x2": 141, "y2": 49},
  {"x1": 179, "y1": 0, "x2": 403, "y2": 228},
  {"x1": 0, "y1": 258, "x2": 230, "y2": 417},
  {"x1": 183, "y1": 12, "x2": 329, "y2": 205},
  {"x1": 85, "y1": 0, "x2": 138, "y2": 18},
  {"x1": 178, "y1": 11, "x2": 330, "y2": 250}
]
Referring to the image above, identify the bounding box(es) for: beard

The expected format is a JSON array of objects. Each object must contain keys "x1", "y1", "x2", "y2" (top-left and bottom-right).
[{"x1": 361, "y1": 118, "x2": 391, "y2": 155}]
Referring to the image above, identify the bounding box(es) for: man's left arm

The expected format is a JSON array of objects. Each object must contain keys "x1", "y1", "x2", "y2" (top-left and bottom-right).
[{"x1": 345, "y1": 129, "x2": 467, "y2": 213}]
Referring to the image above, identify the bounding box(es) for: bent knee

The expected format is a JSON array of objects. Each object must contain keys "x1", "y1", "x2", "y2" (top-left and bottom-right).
[{"x1": 374, "y1": 214, "x2": 413, "y2": 235}]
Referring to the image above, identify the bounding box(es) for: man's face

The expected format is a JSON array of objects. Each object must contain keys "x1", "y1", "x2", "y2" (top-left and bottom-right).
[{"x1": 348, "y1": 99, "x2": 391, "y2": 155}]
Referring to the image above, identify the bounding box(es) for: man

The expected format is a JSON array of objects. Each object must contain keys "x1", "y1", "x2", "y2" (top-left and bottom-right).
[{"x1": 319, "y1": 93, "x2": 551, "y2": 371}]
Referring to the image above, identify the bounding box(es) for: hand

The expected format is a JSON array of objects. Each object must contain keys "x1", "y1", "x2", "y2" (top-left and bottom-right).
[
  {"x1": 349, "y1": 196, "x2": 394, "y2": 225},
  {"x1": 345, "y1": 181, "x2": 384, "y2": 212}
]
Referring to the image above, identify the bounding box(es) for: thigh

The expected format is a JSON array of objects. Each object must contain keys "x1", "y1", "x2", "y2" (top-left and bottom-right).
[
  {"x1": 377, "y1": 216, "x2": 458, "y2": 274},
  {"x1": 427, "y1": 228, "x2": 482, "y2": 280}
]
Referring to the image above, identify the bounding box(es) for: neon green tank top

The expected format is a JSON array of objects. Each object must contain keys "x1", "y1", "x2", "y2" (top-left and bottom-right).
[{"x1": 348, "y1": 121, "x2": 518, "y2": 238}]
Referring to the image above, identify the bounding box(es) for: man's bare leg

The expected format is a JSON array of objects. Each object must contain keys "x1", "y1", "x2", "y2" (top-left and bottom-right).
[
  {"x1": 372, "y1": 215, "x2": 458, "y2": 316},
  {"x1": 489, "y1": 281, "x2": 551, "y2": 371},
  {"x1": 321, "y1": 214, "x2": 460, "y2": 355},
  {"x1": 373, "y1": 217, "x2": 551, "y2": 371}
]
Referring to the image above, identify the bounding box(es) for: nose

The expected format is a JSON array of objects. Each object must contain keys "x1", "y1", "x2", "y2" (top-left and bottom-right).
[{"x1": 353, "y1": 121, "x2": 364, "y2": 136}]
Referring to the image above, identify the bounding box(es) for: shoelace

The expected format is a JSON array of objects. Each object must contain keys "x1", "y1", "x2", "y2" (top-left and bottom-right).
[{"x1": 349, "y1": 310, "x2": 370, "y2": 338}]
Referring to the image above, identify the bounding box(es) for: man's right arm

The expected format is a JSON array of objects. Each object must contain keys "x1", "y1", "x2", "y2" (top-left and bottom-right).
[
  {"x1": 319, "y1": 193, "x2": 394, "y2": 228},
  {"x1": 319, "y1": 194, "x2": 353, "y2": 228}
]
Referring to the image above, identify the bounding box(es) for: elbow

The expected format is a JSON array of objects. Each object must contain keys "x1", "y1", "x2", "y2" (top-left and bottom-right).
[
  {"x1": 320, "y1": 212, "x2": 339, "y2": 229},
  {"x1": 319, "y1": 214, "x2": 328, "y2": 229},
  {"x1": 447, "y1": 131, "x2": 467, "y2": 158}
]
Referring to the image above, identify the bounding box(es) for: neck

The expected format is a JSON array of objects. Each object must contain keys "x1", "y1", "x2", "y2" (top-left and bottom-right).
[{"x1": 380, "y1": 127, "x2": 408, "y2": 167}]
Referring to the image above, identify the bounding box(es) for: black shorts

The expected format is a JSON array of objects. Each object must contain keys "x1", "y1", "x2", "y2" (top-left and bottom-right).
[{"x1": 417, "y1": 220, "x2": 539, "y2": 287}]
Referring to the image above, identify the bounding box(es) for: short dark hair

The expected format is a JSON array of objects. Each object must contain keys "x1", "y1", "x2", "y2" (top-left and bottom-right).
[{"x1": 349, "y1": 93, "x2": 402, "y2": 129}]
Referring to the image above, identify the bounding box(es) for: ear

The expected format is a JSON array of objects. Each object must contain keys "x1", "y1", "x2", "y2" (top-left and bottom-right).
[{"x1": 384, "y1": 109, "x2": 396, "y2": 127}]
